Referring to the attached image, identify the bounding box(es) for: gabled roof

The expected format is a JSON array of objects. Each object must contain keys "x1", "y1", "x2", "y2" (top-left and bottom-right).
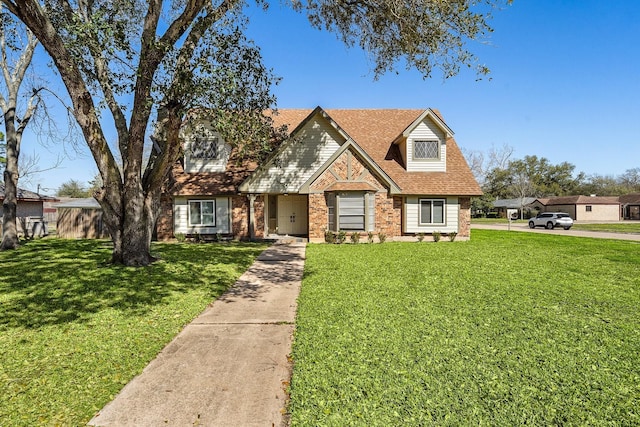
[
  {"x1": 0, "y1": 184, "x2": 57, "y2": 201},
  {"x1": 541, "y1": 195, "x2": 620, "y2": 206},
  {"x1": 298, "y1": 138, "x2": 402, "y2": 194},
  {"x1": 269, "y1": 108, "x2": 481, "y2": 196},
  {"x1": 493, "y1": 197, "x2": 537, "y2": 208}
]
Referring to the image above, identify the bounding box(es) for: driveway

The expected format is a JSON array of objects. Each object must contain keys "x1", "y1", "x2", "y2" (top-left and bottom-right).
[{"x1": 471, "y1": 222, "x2": 640, "y2": 242}]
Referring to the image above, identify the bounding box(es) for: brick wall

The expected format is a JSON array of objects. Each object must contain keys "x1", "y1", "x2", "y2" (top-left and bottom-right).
[
  {"x1": 253, "y1": 195, "x2": 265, "y2": 239},
  {"x1": 458, "y1": 197, "x2": 471, "y2": 237},
  {"x1": 155, "y1": 194, "x2": 174, "y2": 240},
  {"x1": 232, "y1": 195, "x2": 248, "y2": 239},
  {"x1": 308, "y1": 193, "x2": 328, "y2": 240}
]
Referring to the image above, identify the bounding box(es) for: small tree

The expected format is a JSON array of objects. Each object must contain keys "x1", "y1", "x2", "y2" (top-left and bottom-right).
[
  {"x1": 0, "y1": 6, "x2": 41, "y2": 250},
  {"x1": 56, "y1": 179, "x2": 89, "y2": 198}
]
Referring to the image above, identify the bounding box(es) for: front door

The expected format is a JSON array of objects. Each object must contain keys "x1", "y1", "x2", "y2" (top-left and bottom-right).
[{"x1": 277, "y1": 195, "x2": 308, "y2": 235}]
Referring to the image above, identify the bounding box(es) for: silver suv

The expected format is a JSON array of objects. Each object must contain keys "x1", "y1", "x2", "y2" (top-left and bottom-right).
[{"x1": 528, "y1": 212, "x2": 573, "y2": 230}]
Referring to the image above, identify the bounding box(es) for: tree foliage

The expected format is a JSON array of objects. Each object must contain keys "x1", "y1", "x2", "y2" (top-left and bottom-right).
[
  {"x1": 56, "y1": 179, "x2": 89, "y2": 197},
  {"x1": 484, "y1": 155, "x2": 584, "y2": 200},
  {"x1": 4, "y1": 0, "x2": 511, "y2": 265}
]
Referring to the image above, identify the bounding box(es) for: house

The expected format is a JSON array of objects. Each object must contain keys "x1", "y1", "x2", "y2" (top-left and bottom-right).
[
  {"x1": 156, "y1": 107, "x2": 482, "y2": 242},
  {"x1": 533, "y1": 195, "x2": 621, "y2": 221},
  {"x1": 620, "y1": 193, "x2": 640, "y2": 220},
  {"x1": 0, "y1": 184, "x2": 57, "y2": 236},
  {"x1": 492, "y1": 197, "x2": 537, "y2": 219},
  {"x1": 55, "y1": 197, "x2": 109, "y2": 239}
]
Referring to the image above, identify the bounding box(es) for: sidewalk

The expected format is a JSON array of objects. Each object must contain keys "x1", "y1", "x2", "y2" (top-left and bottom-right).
[{"x1": 89, "y1": 242, "x2": 306, "y2": 427}]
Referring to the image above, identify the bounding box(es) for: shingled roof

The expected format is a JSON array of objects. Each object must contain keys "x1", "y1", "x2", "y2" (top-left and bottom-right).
[
  {"x1": 542, "y1": 195, "x2": 620, "y2": 205},
  {"x1": 273, "y1": 108, "x2": 482, "y2": 196}
]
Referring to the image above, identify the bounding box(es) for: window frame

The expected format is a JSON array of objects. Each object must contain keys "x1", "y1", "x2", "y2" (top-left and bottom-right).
[
  {"x1": 418, "y1": 198, "x2": 446, "y2": 225},
  {"x1": 412, "y1": 139, "x2": 441, "y2": 161},
  {"x1": 333, "y1": 192, "x2": 375, "y2": 232},
  {"x1": 586, "y1": 205, "x2": 593, "y2": 212},
  {"x1": 188, "y1": 199, "x2": 216, "y2": 226}
]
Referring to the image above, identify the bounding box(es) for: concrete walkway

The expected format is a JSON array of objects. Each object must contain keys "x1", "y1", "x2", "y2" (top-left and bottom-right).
[{"x1": 89, "y1": 242, "x2": 306, "y2": 427}]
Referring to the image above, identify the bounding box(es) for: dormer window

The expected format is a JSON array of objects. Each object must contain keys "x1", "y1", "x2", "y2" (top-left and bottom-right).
[
  {"x1": 191, "y1": 136, "x2": 219, "y2": 159},
  {"x1": 414, "y1": 140, "x2": 440, "y2": 160}
]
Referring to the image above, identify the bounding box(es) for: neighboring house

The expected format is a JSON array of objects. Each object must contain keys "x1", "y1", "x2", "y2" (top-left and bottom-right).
[
  {"x1": 55, "y1": 197, "x2": 108, "y2": 239},
  {"x1": 156, "y1": 107, "x2": 482, "y2": 242},
  {"x1": 533, "y1": 195, "x2": 621, "y2": 221},
  {"x1": 620, "y1": 193, "x2": 640, "y2": 220},
  {"x1": 492, "y1": 197, "x2": 537, "y2": 219},
  {"x1": 0, "y1": 184, "x2": 57, "y2": 236}
]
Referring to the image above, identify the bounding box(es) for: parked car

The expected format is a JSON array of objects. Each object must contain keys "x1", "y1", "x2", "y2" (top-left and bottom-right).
[{"x1": 528, "y1": 212, "x2": 573, "y2": 230}]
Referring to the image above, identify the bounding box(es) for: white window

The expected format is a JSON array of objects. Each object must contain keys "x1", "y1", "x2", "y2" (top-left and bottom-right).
[
  {"x1": 414, "y1": 140, "x2": 440, "y2": 160},
  {"x1": 189, "y1": 200, "x2": 216, "y2": 226},
  {"x1": 190, "y1": 136, "x2": 219, "y2": 159},
  {"x1": 419, "y1": 199, "x2": 445, "y2": 225}
]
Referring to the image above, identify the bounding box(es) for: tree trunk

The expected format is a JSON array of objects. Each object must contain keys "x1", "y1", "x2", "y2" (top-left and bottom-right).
[
  {"x1": 1, "y1": 112, "x2": 21, "y2": 251},
  {"x1": 98, "y1": 183, "x2": 161, "y2": 266}
]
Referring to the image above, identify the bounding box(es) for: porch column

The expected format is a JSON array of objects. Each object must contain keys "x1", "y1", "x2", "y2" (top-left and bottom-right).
[{"x1": 248, "y1": 194, "x2": 256, "y2": 240}]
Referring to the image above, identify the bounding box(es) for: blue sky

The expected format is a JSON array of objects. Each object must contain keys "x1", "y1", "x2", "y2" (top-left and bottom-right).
[{"x1": 21, "y1": 0, "x2": 640, "y2": 193}]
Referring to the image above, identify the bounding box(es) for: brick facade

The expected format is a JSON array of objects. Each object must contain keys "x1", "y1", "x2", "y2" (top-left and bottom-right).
[
  {"x1": 155, "y1": 194, "x2": 175, "y2": 240},
  {"x1": 308, "y1": 193, "x2": 328, "y2": 240},
  {"x1": 458, "y1": 197, "x2": 471, "y2": 238}
]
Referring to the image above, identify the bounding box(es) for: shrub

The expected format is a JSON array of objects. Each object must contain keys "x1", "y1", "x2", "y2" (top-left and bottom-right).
[
  {"x1": 416, "y1": 233, "x2": 425, "y2": 242},
  {"x1": 377, "y1": 232, "x2": 387, "y2": 243},
  {"x1": 336, "y1": 230, "x2": 347, "y2": 244},
  {"x1": 448, "y1": 231, "x2": 458, "y2": 242},
  {"x1": 175, "y1": 233, "x2": 186, "y2": 243},
  {"x1": 367, "y1": 231, "x2": 375, "y2": 244},
  {"x1": 350, "y1": 233, "x2": 361, "y2": 244},
  {"x1": 324, "y1": 230, "x2": 336, "y2": 244},
  {"x1": 432, "y1": 231, "x2": 441, "y2": 243}
]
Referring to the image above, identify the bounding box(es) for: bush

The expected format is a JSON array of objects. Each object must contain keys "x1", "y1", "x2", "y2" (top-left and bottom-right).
[
  {"x1": 416, "y1": 233, "x2": 425, "y2": 242},
  {"x1": 175, "y1": 233, "x2": 186, "y2": 243},
  {"x1": 324, "y1": 230, "x2": 336, "y2": 244},
  {"x1": 377, "y1": 232, "x2": 387, "y2": 243},
  {"x1": 336, "y1": 230, "x2": 347, "y2": 244},
  {"x1": 367, "y1": 231, "x2": 375, "y2": 244},
  {"x1": 448, "y1": 231, "x2": 458, "y2": 242},
  {"x1": 350, "y1": 233, "x2": 361, "y2": 244},
  {"x1": 432, "y1": 231, "x2": 441, "y2": 243}
]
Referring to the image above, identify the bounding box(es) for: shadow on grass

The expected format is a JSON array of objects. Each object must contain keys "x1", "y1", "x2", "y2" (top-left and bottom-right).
[{"x1": 0, "y1": 239, "x2": 267, "y2": 329}]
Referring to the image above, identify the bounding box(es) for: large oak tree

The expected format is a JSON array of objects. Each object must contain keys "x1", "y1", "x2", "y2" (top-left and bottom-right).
[{"x1": 4, "y1": 0, "x2": 508, "y2": 265}]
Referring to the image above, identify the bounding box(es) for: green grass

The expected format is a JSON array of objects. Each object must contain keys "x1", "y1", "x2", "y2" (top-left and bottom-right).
[
  {"x1": 289, "y1": 230, "x2": 640, "y2": 426},
  {"x1": 0, "y1": 238, "x2": 267, "y2": 426},
  {"x1": 571, "y1": 222, "x2": 640, "y2": 233}
]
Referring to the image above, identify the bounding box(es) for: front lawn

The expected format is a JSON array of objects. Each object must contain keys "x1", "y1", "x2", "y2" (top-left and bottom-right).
[
  {"x1": 571, "y1": 222, "x2": 640, "y2": 233},
  {"x1": 289, "y1": 230, "x2": 640, "y2": 426},
  {"x1": 0, "y1": 239, "x2": 267, "y2": 425}
]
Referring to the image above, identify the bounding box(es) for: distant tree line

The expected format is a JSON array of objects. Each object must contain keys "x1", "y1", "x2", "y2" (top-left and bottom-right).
[{"x1": 464, "y1": 145, "x2": 640, "y2": 213}]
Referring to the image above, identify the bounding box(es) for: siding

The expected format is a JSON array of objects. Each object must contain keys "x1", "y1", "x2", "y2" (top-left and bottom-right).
[
  {"x1": 173, "y1": 197, "x2": 231, "y2": 234},
  {"x1": 404, "y1": 196, "x2": 459, "y2": 233},
  {"x1": 183, "y1": 124, "x2": 231, "y2": 173},
  {"x1": 575, "y1": 204, "x2": 620, "y2": 221},
  {"x1": 244, "y1": 113, "x2": 344, "y2": 193},
  {"x1": 406, "y1": 117, "x2": 446, "y2": 172}
]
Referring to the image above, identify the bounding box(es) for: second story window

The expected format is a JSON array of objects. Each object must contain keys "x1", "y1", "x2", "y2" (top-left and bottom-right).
[
  {"x1": 191, "y1": 136, "x2": 219, "y2": 159},
  {"x1": 414, "y1": 140, "x2": 440, "y2": 160}
]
